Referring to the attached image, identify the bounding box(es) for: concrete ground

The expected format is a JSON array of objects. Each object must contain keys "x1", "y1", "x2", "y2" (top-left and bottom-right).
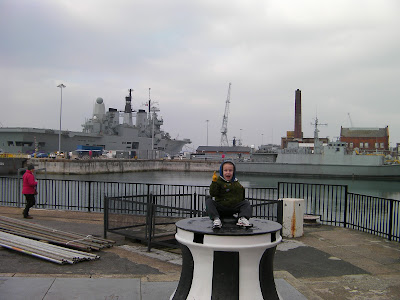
[{"x1": 1, "y1": 207, "x2": 400, "y2": 299}]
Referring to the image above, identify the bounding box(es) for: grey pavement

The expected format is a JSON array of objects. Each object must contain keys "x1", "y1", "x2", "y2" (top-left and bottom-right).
[
  {"x1": 0, "y1": 277, "x2": 306, "y2": 300},
  {"x1": 1, "y1": 207, "x2": 400, "y2": 299}
]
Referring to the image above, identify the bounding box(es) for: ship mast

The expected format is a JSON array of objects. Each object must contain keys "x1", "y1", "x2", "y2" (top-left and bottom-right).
[
  {"x1": 220, "y1": 83, "x2": 231, "y2": 146},
  {"x1": 148, "y1": 88, "x2": 151, "y2": 113},
  {"x1": 312, "y1": 116, "x2": 327, "y2": 154},
  {"x1": 123, "y1": 89, "x2": 134, "y2": 126},
  {"x1": 148, "y1": 88, "x2": 160, "y2": 150}
]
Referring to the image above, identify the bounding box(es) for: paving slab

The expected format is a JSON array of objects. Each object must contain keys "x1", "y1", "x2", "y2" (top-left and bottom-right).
[
  {"x1": 141, "y1": 281, "x2": 178, "y2": 300},
  {"x1": 47, "y1": 278, "x2": 141, "y2": 300},
  {"x1": 0, "y1": 277, "x2": 307, "y2": 300},
  {"x1": 0, "y1": 277, "x2": 141, "y2": 300},
  {"x1": 275, "y1": 278, "x2": 307, "y2": 300},
  {"x1": 0, "y1": 277, "x2": 55, "y2": 300}
]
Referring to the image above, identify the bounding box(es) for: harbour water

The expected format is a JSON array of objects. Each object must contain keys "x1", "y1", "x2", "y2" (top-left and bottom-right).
[{"x1": 37, "y1": 171, "x2": 400, "y2": 201}]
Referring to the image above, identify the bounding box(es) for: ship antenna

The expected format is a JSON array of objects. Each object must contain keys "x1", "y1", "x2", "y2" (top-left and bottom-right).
[
  {"x1": 148, "y1": 88, "x2": 151, "y2": 113},
  {"x1": 311, "y1": 115, "x2": 327, "y2": 154}
]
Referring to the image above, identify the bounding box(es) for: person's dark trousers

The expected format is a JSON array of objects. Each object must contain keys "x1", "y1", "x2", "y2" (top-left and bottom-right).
[
  {"x1": 23, "y1": 194, "x2": 36, "y2": 217},
  {"x1": 205, "y1": 196, "x2": 252, "y2": 220}
]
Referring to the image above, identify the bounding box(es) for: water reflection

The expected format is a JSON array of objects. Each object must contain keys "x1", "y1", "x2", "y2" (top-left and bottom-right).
[{"x1": 38, "y1": 171, "x2": 400, "y2": 200}]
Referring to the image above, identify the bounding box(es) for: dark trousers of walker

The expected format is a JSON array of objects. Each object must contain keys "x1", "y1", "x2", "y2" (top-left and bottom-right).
[
  {"x1": 205, "y1": 196, "x2": 252, "y2": 220},
  {"x1": 23, "y1": 194, "x2": 36, "y2": 217}
]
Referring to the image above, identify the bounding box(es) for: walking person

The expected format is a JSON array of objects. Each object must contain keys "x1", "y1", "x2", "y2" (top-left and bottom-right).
[{"x1": 22, "y1": 164, "x2": 37, "y2": 219}]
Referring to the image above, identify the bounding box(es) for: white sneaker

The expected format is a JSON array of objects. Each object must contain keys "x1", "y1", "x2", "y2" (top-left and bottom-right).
[
  {"x1": 212, "y1": 218, "x2": 222, "y2": 229},
  {"x1": 237, "y1": 217, "x2": 252, "y2": 227}
]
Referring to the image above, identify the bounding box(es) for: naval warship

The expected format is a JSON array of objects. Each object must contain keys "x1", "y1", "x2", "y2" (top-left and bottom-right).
[
  {"x1": 236, "y1": 119, "x2": 400, "y2": 180},
  {"x1": 0, "y1": 89, "x2": 191, "y2": 158}
]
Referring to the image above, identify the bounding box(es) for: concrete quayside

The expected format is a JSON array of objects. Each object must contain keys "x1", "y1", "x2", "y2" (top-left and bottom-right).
[{"x1": 28, "y1": 158, "x2": 220, "y2": 174}]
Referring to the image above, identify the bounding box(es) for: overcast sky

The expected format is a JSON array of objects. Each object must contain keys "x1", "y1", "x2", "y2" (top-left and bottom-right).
[{"x1": 1, "y1": 0, "x2": 399, "y2": 151}]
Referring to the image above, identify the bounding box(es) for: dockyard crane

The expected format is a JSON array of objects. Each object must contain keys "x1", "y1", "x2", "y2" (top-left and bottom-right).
[
  {"x1": 348, "y1": 113, "x2": 354, "y2": 127},
  {"x1": 220, "y1": 83, "x2": 231, "y2": 146}
]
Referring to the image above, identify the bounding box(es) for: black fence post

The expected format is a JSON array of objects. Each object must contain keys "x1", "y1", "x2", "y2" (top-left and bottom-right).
[
  {"x1": 18, "y1": 168, "x2": 25, "y2": 208},
  {"x1": 87, "y1": 181, "x2": 92, "y2": 212},
  {"x1": 147, "y1": 193, "x2": 154, "y2": 252},
  {"x1": 277, "y1": 199, "x2": 283, "y2": 237},
  {"x1": 191, "y1": 192, "x2": 197, "y2": 218},
  {"x1": 388, "y1": 199, "x2": 394, "y2": 241},
  {"x1": 103, "y1": 195, "x2": 108, "y2": 239},
  {"x1": 343, "y1": 185, "x2": 348, "y2": 228},
  {"x1": 277, "y1": 199, "x2": 283, "y2": 225},
  {"x1": 145, "y1": 192, "x2": 150, "y2": 244}
]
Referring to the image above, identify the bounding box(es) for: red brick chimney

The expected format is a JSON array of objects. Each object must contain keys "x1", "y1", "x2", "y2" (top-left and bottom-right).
[{"x1": 294, "y1": 89, "x2": 303, "y2": 139}]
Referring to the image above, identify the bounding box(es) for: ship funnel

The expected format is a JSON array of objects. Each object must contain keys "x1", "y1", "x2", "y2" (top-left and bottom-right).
[
  {"x1": 136, "y1": 109, "x2": 147, "y2": 129},
  {"x1": 123, "y1": 89, "x2": 133, "y2": 126}
]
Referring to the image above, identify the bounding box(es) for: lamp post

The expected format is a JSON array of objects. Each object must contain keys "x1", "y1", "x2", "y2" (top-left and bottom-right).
[
  {"x1": 57, "y1": 84, "x2": 66, "y2": 155},
  {"x1": 206, "y1": 120, "x2": 209, "y2": 146}
]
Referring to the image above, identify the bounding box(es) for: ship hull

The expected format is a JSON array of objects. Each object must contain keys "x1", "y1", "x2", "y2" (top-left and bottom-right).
[
  {"x1": 0, "y1": 127, "x2": 188, "y2": 157},
  {"x1": 236, "y1": 162, "x2": 400, "y2": 180},
  {"x1": 0, "y1": 157, "x2": 27, "y2": 175}
]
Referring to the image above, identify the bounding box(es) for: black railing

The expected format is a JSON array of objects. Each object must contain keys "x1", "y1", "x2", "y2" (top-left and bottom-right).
[
  {"x1": 278, "y1": 181, "x2": 400, "y2": 242},
  {"x1": 104, "y1": 191, "x2": 282, "y2": 250},
  {"x1": 1, "y1": 176, "x2": 399, "y2": 242},
  {"x1": 346, "y1": 193, "x2": 400, "y2": 241},
  {"x1": 278, "y1": 181, "x2": 348, "y2": 227}
]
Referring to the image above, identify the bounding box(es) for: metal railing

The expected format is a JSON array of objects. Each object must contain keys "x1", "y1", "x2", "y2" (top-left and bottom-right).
[
  {"x1": 278, "y1": 182, "x2": 348, "y2": 227},
  {"x1": 104, "y1": 191, "x2": 282, "y2": 250},
  {"x1": 1, "y1": 176, "x2": 399, "y2": 242},
  {"x1": 278, "y1": 181, "x2": 400, "y2": 242},
  {"x1": 346, "y1": 193, "x2": 400, "y2": 241}
]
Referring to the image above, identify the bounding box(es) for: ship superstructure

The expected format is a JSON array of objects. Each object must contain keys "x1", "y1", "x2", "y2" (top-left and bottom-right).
[{"x1": 0, "y1": 90, "x2": 190, "y2": 157}]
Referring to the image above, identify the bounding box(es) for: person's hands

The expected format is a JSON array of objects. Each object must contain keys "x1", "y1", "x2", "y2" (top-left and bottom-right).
[{"x1": 212, "y1": 171, "x2": 218, "y2": 182}]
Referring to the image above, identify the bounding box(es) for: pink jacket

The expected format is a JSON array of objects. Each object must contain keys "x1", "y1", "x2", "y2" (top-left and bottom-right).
[{"x1": 22, "y1": 170, "x2": 37, "y2": 195}]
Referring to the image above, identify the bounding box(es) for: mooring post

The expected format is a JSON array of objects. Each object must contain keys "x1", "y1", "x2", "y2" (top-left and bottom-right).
[{"x1": 171, "y1": 217, "x2": 282, "y2": 300}]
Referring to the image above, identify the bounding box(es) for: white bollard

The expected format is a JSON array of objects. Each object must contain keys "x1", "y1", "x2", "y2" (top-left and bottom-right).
[
  {"x1": 171, "y1": 217, "x2": 282, "y2": 300},
  {"x1": 281, "y1": 198, "x2": 304, "y2": 238}
]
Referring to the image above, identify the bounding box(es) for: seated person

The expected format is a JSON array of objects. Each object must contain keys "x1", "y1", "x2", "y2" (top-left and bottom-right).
[{"x1": 206, "y1": 159, "x2": 252, "y2": 229}]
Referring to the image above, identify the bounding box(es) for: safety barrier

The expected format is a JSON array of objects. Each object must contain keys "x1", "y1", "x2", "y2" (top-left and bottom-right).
[
  {"x1": 103, "y1": 189, "x2": 282, "y2": 250},
  {"x1": 279, "y1": 181, "x2": 400, "y2": 241},
  {"x1": 1, "y1": 176, "x2": 398, "y2": 242}
]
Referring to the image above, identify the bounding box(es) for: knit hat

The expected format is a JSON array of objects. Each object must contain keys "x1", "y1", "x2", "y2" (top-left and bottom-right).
[{"x1": 27, "y1": 164, "x2": 35, "y2": 170}]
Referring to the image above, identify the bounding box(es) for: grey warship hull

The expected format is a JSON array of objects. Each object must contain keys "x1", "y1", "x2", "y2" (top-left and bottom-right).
[
  {"x1": 0, "y1": 157, "x2": 27, "y2": 175},
  {"x1": 236, "y1": 161, "x2": 400, "y2": 180}
]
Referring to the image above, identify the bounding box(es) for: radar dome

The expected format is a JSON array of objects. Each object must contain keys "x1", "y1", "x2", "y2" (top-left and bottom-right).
[{"x1": 93, "y1": 97, "x2": 106, "y2": 119}]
